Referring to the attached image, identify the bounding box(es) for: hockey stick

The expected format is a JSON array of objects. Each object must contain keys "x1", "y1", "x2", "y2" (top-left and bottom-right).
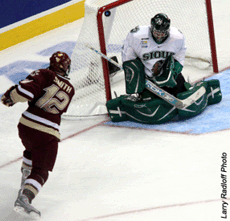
[{"x1": 86, "y1": 44, "x2": 206, "y2": 109}]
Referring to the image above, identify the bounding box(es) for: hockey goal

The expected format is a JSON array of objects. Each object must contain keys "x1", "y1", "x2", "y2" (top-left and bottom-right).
[{"x1": 66, "y1": 0, "x2": 218, "y2": 117}]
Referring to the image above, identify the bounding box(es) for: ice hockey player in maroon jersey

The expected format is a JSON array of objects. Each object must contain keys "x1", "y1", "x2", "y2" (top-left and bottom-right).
[{"x1": 1, "y1": 51, "x2": 75, "y2": 218}]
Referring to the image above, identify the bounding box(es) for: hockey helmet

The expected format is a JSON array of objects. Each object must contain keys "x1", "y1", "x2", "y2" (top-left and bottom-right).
[
  {"x1": 49, "y1": 51, "x2": 71, "y2": 76},
  {"x1": 151, "y1": 13, "x2": 170, "y2": 43}
]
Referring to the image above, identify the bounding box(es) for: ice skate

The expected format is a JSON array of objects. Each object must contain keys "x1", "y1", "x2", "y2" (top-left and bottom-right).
[
  {"x1": 14, "y1": 191, "x2": 41, "y2": 219},
  {"x1": 21, "y1": 168, "x2": 31, "y2": 189}
]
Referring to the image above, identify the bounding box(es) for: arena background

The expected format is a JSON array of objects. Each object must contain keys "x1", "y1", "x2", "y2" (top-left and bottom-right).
[{"x1": 0, "y1": 0, "x2": 85, "y2": 51}]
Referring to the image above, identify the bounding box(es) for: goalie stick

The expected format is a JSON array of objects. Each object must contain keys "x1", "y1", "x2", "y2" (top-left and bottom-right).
[{"x1": 86, "y1": 44, "x2": 206, "y2": 109}]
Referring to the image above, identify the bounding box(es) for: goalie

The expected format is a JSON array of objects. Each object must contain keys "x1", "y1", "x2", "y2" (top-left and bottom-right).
[{"x1": 106, "y1": 13, "x2": 222, "y2": 124}]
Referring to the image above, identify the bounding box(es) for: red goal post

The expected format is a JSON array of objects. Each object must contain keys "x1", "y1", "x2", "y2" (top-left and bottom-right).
[
  {"x1": 205, "y1": 0, "x2": 218, "y2": 73},
  {"x1": 97, "y1": 0, "x2": 133, "y2": 102}
]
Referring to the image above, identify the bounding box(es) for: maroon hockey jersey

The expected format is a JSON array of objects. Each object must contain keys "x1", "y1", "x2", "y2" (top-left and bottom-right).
[{"x1": 16, "y1": 69, "x2": 75, "y2": 140}]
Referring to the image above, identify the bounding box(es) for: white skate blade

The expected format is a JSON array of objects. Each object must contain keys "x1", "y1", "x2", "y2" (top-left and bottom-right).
[{"x1": 14, "y1": 205, "x2": 40, "y2": 219}]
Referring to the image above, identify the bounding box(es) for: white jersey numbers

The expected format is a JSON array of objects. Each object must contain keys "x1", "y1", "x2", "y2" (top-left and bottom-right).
[{"x1": 36, "y1": 84, "x2": 70, "y2": 114}]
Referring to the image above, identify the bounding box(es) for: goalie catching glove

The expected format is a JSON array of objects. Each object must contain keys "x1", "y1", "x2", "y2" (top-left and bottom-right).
[{"x1": 149, "y1": 55, "x2": 183, "y2": 88}]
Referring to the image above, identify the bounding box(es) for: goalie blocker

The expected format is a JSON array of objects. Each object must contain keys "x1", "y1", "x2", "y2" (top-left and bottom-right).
[{"x1": 106, "y1": 58, "x2": 222, "y2": 124}]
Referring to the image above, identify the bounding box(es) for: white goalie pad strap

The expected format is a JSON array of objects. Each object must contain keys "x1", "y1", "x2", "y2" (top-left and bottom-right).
[
  {"x1": 108, "y1": 110, "x2": 126, "y2": 115},
  {"x1": 207, "y1": 87, "x2": 220, "y2": 98}
]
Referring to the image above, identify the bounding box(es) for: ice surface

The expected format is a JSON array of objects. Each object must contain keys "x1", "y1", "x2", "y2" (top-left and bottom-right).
[{"x1": 0, "y1": 1, "x2": 230, "y2": 220}]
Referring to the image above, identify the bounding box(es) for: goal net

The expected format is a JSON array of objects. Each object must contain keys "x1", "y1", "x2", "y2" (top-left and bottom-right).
[{"x1": 66, "y1": 0, "x2": 217, "y2": 117}]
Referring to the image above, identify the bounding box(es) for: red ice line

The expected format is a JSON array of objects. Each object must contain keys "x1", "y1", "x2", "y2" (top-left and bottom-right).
[
  {"x1": 79, "y1": 198, "x2": 230, "y2": 221},
  {"x1": 1, "y1": 120, "x2": 229, "y2": 220},
  {"x1": 0, "y1": 120, "x2": 107, "y2": 169}
]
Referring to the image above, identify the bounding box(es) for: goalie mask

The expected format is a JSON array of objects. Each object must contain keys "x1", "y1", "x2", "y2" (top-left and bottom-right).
[
  {"x1": 150, "y1": 13, "x2": 170, "y2": 44},
  {"x1": 49, "y1": 51, "x2": 71, "y2": 76}
]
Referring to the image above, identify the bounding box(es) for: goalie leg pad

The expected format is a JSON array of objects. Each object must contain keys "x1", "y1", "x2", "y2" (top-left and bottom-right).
[
  {"x1": 121, "y1": 97, "x2": 178, "y2": 124},
  {"x1": 106, "y1": 95, "x2": 178, "y2": 124},
  {"x1": 115, "y1": 96, "x2": 177, "y2": 124},
  {"x1": 177, "y1": 82, "x2": 208, "y2": 118},
  {"x1": 123, "y1": 58, "x2": 146, "y2": 94},
  {"x1": 205, "y1": 79, "x2": 222, "y2": 105},
  {"x1": 106, "y1": 95, "x2": 127, "y2": 122}
]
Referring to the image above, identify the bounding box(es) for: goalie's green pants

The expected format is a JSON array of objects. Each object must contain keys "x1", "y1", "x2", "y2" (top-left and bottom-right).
[{"x1": 106, "y1": 80, "x2": 222, "y2": 124}]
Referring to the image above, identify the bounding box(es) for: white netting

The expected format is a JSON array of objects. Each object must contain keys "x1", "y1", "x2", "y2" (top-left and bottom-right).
[{"x1": 66, "y1": 0, "x2": 214, "y2": 117}]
